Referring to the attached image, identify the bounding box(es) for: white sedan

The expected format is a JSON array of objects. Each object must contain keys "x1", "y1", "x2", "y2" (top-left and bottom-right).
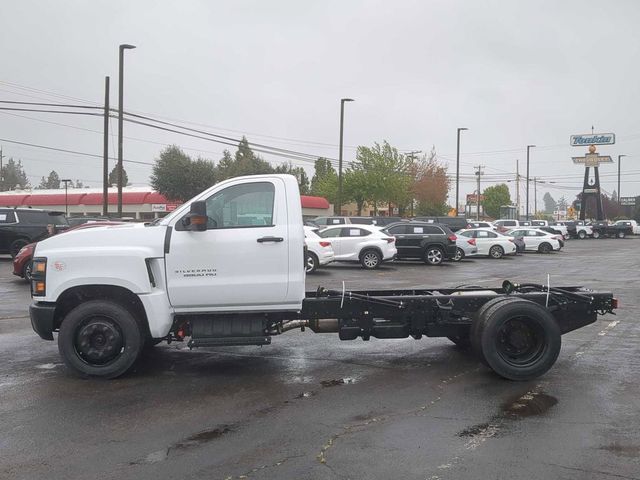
[
  {"x1": 456, "y1": 228, "x2": 517, "y2": 259},
  {"x1": 505, "y1": 228, "x2": 561, "y2": 253},
  {"x1": 318, "y1": 224, "x2": 397, "y2": 269},
  {"x1": 304, "y1": 226, "x2": 335, "y2": 273}
]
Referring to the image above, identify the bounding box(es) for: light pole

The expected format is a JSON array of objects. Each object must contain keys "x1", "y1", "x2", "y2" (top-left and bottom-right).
[
  {"x1": 117, "y1": 43, "x2": 136, "y2": 217},
  {"x1": 526, "y1": 144, "x2": 535, "y2": 220},
  {"x1": 61, "y1": 179, "x2": 72, "y2": 216},
  {"x1": 618, "y1": 154, "x2": 626, "y2": 205},
  {"x1": 336, "y1": 98, "x2": 354, "y2": 216},
  {"x1": 455, "y1": 127, "x2": 468, "y2": 215}
]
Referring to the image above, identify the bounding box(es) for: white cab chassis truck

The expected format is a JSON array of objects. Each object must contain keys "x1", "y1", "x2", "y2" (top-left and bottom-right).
[{"x1": 29, "y1": 175, "x2": 617, "y2": 381}]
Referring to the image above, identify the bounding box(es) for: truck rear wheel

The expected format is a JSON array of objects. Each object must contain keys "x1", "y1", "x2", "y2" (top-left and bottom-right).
[
  {"x1": 578, "y1": 230, "x2": 586, "y2": 239},
  {"x1": 58, "y1": 300, "x2": 143, "y2": 378},
  {"x1": 473, "y1": 298, "x2": 561, "y2": 381},
  {"x1": 617, "y1": 231, "x2": 626, "y2": 239}
]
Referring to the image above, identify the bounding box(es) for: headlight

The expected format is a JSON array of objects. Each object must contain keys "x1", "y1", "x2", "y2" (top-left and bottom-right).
[{"x1": 31, "y1": 257, "x2": 47, "y2": 297}]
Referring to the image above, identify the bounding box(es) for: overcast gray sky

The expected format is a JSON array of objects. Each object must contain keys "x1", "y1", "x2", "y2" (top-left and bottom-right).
[{"x1": 1, "y1": 0, "x2": 639, "y2": 209}]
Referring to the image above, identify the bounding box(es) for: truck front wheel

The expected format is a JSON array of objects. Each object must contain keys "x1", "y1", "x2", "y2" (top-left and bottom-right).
[
  {"x1": 473, "y1": 298, "x2": 561, "y2": 381},
  {"x1": 58, "y1": 300, "x2": 143, "y2": 378}
]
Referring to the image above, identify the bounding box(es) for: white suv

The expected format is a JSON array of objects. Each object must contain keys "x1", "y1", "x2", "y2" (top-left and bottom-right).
[
  {"x1": 304, "y1": 226, "x2": 335, "y2": 273},
  {"x1": 318, "y1": 224, "x2": 397, "y2": 269}
]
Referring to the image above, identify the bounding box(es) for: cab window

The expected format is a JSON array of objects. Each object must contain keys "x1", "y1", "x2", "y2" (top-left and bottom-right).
[{"x1": 204, "y1": 182, "x2": 274, "y2": 229}]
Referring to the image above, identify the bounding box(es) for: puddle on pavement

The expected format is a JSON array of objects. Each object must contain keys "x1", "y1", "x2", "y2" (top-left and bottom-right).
[
  {"x1": 174, "y1": 425, "x2": 233, "y2": 449},
  {"x1": 502, "y1": 392, "x2": 558, "y2": 418},
  {"x1": 457, "y1": 422, "x2": 500, "y2": 438},
  {"x1": 295, "y1": 391, "x2": 315, "y2": 399},
  {"x1": 320, "y1": 377, "x2": 356, "y2": 388},
  {"x1": 600, "y1": 443, "x2": 640, "y2": 458}
]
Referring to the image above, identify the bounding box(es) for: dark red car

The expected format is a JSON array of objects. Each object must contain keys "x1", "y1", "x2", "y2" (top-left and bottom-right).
[{"x1": 13, "y1": 221, "x2": 125, "y2": 281}]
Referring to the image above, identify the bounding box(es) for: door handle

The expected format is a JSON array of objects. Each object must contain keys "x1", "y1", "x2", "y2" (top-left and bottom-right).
[{"x1": 257, "y1": 236, "x2": 284, "y2": 243}]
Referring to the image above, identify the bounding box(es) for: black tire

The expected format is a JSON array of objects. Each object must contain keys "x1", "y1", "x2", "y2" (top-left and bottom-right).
[
  {"x1": 10, "y1": 239, "x2": 28, "y2": 259},
  {"x1": 306, "y1": 252, "x2": 319, "y2": 273},
  {"x1": 424, "y1": 246, "x2": 444, "y2": 265},
  {"x1": 578, "y1": 230, "x2": 586, "y2": 239},
  {"x1": 592, "y1": 230, "x2": 601, "y2": 239},
  {"x1": 360, "y1": 249, "x2": 381, "y2": 269},
  {"x1": 617, "y1": 231, "x2": 626, "y2": 239},
  {"x1": 58, "y1": 300, "x2": 144, "y2": 379},
  {"x1": 563, "y1": 234, "x2": 570, "y2": 240},
  {"x1": 470, "y1": 296, "x2": 521, "y2": 366},
  {"x1": 22, "y1": 261, "x2": 33, "y2": 282},
  {"x1": 538, "y1": 242, "x2": 552, "y2": 254},
  {"x1": 489, "y1": 245, "x2": 504, "y2": 259},
  {"x1": 452, "y1": 247, "x2": 464, "y2": 262},
  {"x1": 474, "y1": 298, "x2": 561, "y2": 381}
]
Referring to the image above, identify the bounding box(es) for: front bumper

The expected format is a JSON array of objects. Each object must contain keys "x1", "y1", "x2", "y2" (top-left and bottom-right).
[{"x1": 30, "y1": 302, "x2": 56, "y2": 340}]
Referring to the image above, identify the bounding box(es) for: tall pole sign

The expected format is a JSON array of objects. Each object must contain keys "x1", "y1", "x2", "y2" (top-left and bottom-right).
[{"x1": 570, "y1": 132, "x2": 614, "y2": 221}]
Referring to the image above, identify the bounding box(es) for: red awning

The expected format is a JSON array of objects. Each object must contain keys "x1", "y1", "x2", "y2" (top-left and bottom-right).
[
  {"x1": 301, "y1": 195, "x2": 330, "y2": 209},
  {"x1": 0, "y1": 194, "x2": 30, "y2": 206},
  {"x1": 22, "y1": 193, "x2": 88, "y2": 206}
]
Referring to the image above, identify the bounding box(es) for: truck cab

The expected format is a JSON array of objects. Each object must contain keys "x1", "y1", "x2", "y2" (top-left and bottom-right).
[{"x1": 30, "y1": 174, "x2": 305, "y2": 377}]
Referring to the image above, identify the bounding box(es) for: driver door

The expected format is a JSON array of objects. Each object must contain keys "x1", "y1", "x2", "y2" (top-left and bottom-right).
[{"x1": 165, "y1": 178, "x2": 290, "y2": 310}]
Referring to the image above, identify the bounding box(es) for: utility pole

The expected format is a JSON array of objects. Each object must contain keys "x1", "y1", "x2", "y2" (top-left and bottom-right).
[
  {"x1": 618, "y1": 154, "x2": 626, "y2": 205},
  {"x1": 475, "y1": 165, "x2": 484, "y2": 220},
  {"x1": 534, "y1": 177, "x2": 537, "y2": 218},
  {"x1": 0, "y1": 146, "x2": 3, "y2": 191},
  {"x1": 455, "y1": 127, "x2": 468, "y2": 215},
  {"x1": 515, "y1": 159, "x2": 520, "y2": 219},
  {"x1": 103, "y1": 76, "x2": 110, "y2": 216},
  {"x1": 118, "y1": 43, "x2": 136, "y2": 217},
  {"x1": 406, "y1": 150, "x2": 422, "y2": 217},
  {"x1": 526, "y1": 144, "x2": 535, "y2": 220},
  {"x1": 336, "y1": 98, "x2": 354, "y2": 215}
]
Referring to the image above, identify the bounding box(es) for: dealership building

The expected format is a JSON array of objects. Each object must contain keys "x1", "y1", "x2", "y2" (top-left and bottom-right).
[{"x1": 0, "y1": 187, "x2": 332, "y2": 220}]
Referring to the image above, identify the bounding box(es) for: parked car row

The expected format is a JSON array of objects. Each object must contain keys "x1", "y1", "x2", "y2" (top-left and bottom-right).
[{"x1": 303, "y1": 217, "x2": 569, "y2": 273}]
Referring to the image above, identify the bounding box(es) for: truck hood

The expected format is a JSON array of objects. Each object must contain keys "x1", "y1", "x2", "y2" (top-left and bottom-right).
[{"x1": 34, "y1": 223, "x2": 166, "y2": 258}]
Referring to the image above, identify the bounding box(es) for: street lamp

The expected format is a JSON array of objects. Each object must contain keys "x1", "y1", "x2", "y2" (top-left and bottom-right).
[
  {"x1": 525, "y1": 144, "x2": 535, "y2": 220},
  {"x1": 61, "y1": 179, "x2": 72, "y2": 216},
  {"x1": 117, "y1": 43, "x2": 136, "y2": 217},
  {"x1": 618, "y1": 154, "x2": 626, "y2": 205},
  {"x1": 455, "y1": 127, "x2": 468, "y2": 215},
  {"x1": 336, "y1": 98, "x2": 354, "y2": 215}
]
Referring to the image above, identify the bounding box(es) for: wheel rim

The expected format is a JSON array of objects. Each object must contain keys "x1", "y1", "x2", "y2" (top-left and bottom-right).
[
  {"x1": 306, "y1": 255, "x2": 316, "y2": 272},
  {"x1": 593, "y1": 231, "x2": 600, "y2": 238},
  {"x1": 427, "y1": 249, "x2": 442, "y2": 264},
  {"x1": 495, "y1": 316, "x2": 546, "y2": 367},
  {"x1": 454, "y1": 248, "x2": 463, "y2": 261},
  {"x1": 491, "y1": 246, "x2": 502, "y2": 258},
  {"x1": 363, "y1": 252, "x2": 379, "y2": 268},
  {"x1": 24, "y1": 263, "x2": 32, "y2": 281},
  {"x1": 74, "y1": 317, "x2": 124, "y2": 366},
  {"x1": 619, "y1": 232, "x2": 625, "y2": 238},
  {"x1": 540, "y1": 244, "x2": 549, "y2": 253}
]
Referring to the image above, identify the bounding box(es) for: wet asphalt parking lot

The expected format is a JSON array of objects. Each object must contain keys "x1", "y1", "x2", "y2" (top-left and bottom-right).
[{"x1": 0, "y1": 238, "x2": 639, "y2": 480}]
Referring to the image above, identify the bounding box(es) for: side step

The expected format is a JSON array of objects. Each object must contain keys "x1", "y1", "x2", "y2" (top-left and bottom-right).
[{"x1": 189, "y1": 336, "x2": 271, "y2": 348}]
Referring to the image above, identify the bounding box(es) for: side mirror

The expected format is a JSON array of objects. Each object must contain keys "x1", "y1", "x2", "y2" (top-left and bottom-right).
[{"x1": 183, "y1": 201, "x2": 208, "y2": 232}]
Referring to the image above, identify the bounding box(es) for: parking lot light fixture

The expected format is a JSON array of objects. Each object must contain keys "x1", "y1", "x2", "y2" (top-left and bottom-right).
[{"x1": 61, "y1": 179, "x2": 72, "y2": 216}]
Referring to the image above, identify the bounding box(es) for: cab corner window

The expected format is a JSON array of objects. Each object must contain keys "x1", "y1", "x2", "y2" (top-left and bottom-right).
[{"x1": 204, "y1": 182, "x2": 274, "y2": 229}]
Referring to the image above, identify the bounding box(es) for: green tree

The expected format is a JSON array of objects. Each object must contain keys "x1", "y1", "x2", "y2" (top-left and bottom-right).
[
  {"x1": 108, "y1": 165, "x2": 129, "y2": 187},
  {"x1": 274, "y1": 162, "x2": 310, "y2": 195},
  {"x1": 310, "y1": 158, "x2": 338, "y2": 211},
  {"x1": 482, "y1": 184, "x2": 511, "y2": 219},
  {"x1": 542, "y1": 192, "x2": 556, "y2": 214},
  {"x1": 0, "y1": 158, "x2": 30, "y2": 190},
  {"x1": 150, "y1": 145, "x2": 217, "y2": 201},
  {"x1": 38, "y1": 170, "x2": 61, "y2": 189},
  {"x1": 216, "y1": 137, "x2": 274, "y2": 180},
  {"x1": 349, "y1": 141, "x2": 412, "y2": 215},
  {"x1": 343, "y1": 168, "x2": 368, "y2": 215}
]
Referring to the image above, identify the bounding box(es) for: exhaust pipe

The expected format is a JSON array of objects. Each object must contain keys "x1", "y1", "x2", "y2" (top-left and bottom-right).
[{"x1": 279, "y1": 319, "x2": 340, "y2": 333}]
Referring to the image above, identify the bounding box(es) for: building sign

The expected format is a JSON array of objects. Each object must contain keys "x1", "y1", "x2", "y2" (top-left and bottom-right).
[
  {"x1": 166, "y1": 204, "x2": 178, "y2": 212},
  {"x1": 466, "y1": 194, "x2": 485, "y2": 203},
  {"x1": 619, "y1": 197, "x2": 637, "y2": 206},
  {"x1": 570, "y1": 133, "x2": 615, "y2": 146},
  {"x1": 151, "y1": 204, "x2": 167, "y2": 212},
  {"x1": 572, "y1": 153, "x2": 613, "y2": 167}
]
